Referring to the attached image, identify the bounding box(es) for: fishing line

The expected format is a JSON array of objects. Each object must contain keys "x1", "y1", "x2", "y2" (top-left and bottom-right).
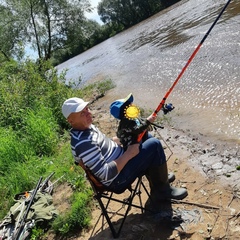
[{"x1": 138, "y1": 0, "x2": 232, "y2": 142}]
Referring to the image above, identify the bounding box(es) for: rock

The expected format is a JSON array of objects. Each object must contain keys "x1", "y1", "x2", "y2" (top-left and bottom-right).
[{"x1": 211, "y1": 162, "x2": 223, "y2": 170}]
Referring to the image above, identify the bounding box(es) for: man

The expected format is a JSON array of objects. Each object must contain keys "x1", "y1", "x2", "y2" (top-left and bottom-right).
[{"x1": 62, "y1": 97, "x2": 188, "y2": 209}]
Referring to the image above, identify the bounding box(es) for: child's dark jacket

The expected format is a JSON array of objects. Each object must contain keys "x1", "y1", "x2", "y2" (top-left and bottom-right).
[{"x1": 117, "y1": 118, "x2": 151, "y2": 148}]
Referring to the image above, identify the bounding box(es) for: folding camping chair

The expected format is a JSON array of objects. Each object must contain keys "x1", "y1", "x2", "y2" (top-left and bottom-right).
[{"x1": 78, "y1": 160, "x2": 153, "y2": 239}]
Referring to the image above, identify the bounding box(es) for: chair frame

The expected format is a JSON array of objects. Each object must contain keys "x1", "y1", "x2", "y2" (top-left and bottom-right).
[
  {"x1": 89, "y1": 175, "x2": 152, "y2": 238},
  {"x1": 78, "y1": 159, "x2": 153, "y2": 238}
]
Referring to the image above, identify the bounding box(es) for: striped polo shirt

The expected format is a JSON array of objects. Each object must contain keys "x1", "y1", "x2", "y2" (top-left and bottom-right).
[{"x1": 70, "y1": 124, "x2": 124, "y2": 186}]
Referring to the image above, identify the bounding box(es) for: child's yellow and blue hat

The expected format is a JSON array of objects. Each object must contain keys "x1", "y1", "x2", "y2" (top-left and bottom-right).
[{"x1": 110, "y1": 93, "x2": 133, "y2": 120}]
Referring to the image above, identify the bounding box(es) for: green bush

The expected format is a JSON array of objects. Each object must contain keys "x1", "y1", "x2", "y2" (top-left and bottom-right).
[
  {"x1": 23, "y1": 105, "x2": 59, "y2": 156},
  {"x1": 0, "y1": 127, "x2": 34, "y2": 171},
  {"x1": 0, "y1": 80, "x2": 27, "y2": 129}
]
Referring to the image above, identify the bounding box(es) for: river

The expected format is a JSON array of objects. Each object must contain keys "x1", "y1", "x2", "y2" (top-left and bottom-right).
[{"x1": 56, "y1": 0, "x2": 240, "y2": 146}]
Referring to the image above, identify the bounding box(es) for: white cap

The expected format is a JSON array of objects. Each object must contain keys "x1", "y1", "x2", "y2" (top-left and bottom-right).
[{"x1": 62, "y1": 97, "x2": 89, "y2": 118}]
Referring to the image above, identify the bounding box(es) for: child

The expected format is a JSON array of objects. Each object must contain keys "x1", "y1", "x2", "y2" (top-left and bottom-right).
[
  {"x1": 110, "y1": 93, "x2": 175, "y2": 183},
  {"x1": 110, "y1": 93, "x2": 156, "y2": 149}
]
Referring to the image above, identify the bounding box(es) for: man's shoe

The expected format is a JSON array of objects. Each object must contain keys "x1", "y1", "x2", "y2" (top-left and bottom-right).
[
  {"x1": 162, "y1": 186, "x2": 188, "y2": 200},
  {"x1": 168, "y1": 172, "x2": 175, "y2": 183}
]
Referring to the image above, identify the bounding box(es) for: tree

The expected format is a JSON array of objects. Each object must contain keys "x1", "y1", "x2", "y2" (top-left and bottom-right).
[
  {"x1": 161, "y1": 0, "x2": 181, "y2": 8},
  {"x1": 0, "y1": 0, "x2": 93, "y2": 61},
  {"x1": 52, "y1": 19, "x2": 103, "y2": 65},
  {"x1": 97, "y1": 0, "x2": 164, "y2": 29},
  {"x1": 0, "y1": 4, "x2": 24, "y2": 61}
]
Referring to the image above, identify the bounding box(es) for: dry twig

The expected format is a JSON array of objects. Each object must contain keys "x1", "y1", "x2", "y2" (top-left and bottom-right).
[{"x1": 171, "y1": 199, "x2": 220, "y2": 209}]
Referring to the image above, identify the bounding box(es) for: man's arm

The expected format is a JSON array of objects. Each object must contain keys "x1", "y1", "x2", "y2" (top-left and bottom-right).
[{"x1": 113, "y1": 143, "x2": 139, "y2": 172}]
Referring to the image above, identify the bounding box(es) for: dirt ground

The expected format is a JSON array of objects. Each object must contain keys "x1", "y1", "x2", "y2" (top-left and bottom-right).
[{"x1": 50, "y1": 95, "x2": 240, "y2": 240}]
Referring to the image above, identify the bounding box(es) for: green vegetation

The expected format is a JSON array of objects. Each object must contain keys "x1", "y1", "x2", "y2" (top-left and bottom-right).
[
  {"x1": 0, "y1": 0, "x2": 181, "y2": 65},
  {"x1": 52, "y1": 190, "x2": 93, "y2": 235},
  {"x1": 0, "y1": 58, "x2": 114, "y2": 236}
]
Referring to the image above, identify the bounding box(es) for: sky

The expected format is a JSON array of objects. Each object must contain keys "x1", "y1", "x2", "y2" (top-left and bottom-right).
[
  {"x1": 25, "y1": 0, "x2": 102, "y2": 59},
  {"x1": 85, "y1": 0, "x2": 103, "y2": 24}
]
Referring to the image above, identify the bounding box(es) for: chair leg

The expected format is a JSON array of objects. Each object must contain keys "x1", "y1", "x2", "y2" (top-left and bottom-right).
[
  {"x1": 90, "y1": 192, "x2": 115, "y2": 237},
  {"x1": 97, "y1": 193, "x2": 119, "y2": 238},
  {"x1": 91, "y1": 177, "x2": 151, "y2": 238}
]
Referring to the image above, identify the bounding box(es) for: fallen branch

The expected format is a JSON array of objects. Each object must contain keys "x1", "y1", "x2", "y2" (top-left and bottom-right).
[
  {"x1": 171, "y1": 199, "x2": 220, "y2": 209},
  {"x1": 227, "y1": 187, "x2": 240, "y2": 207}
]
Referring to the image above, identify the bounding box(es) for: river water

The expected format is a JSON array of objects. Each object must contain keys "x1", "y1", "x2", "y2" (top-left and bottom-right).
[{"x1": 56, "y1": 0, "x2": 240, "y2": 145}]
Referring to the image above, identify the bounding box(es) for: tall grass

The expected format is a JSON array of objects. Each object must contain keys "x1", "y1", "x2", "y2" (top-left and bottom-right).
[
  {"x1": 23, "y1": 105, "x2": 59, "y2": 156},
  {"x1": 0, "y1": 57, "x2": 115, "y2": 237}
]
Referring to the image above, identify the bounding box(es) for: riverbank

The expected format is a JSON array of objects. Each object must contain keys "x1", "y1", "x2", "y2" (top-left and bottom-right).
[
  {"x1": 49, "y1": 93, "x2": 239, "y2": 240},
  {"x1": 77, "y1": 93, "x2": 239, "y2": 239}
]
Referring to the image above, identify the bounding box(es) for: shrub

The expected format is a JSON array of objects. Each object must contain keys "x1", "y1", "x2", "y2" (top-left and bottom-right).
[
  {"x1": 23, "y1": 105, "x2": 59, "y2": 156},
  {"x1": 0, "y1": 127, "x2": 34, "y2": 172}
]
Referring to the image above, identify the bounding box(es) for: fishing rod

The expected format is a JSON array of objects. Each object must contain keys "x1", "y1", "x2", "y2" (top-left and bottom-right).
[
  {"x1": 137, "y1": 0, "x2": 232, "y2": 142},
  {"x1": 12, "y1": 177, "x2": 43, "y2": 240}
]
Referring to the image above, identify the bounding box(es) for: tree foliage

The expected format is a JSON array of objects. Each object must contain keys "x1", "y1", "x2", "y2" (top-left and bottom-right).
[
  {"x1": 0, "y1": 4, "x2": 24, "y2": 61},
  {"x1": 0, "y1": 0, "x2": 181, "y2": 64},
  {"x1": 0, "y1": 0, "x2": 93, "y2": 61},
  {"x1": 52, "y1": 19, "x2": 103, "y2": 65},
  {"x1": 97, "y1": 0, "x2": 165, "y2": 28}
]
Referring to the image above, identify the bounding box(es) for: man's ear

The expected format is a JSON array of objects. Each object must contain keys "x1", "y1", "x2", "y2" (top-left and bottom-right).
[{"x1": 67, "y1": 116, "x2": 72, "y2": 124}]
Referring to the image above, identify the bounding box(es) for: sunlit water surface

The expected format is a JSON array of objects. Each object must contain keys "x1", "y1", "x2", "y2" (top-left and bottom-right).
[{"x1": 57, "y1": 0, "x2": 240, "y2": 144}]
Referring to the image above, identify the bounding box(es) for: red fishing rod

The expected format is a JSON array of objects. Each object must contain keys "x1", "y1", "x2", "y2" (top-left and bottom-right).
[{"x1": 138, "y1": 0, "x2": 232, "y2": 142}]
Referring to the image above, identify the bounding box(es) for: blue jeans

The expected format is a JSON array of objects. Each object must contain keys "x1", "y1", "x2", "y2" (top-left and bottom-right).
[{"x1": 108, "y1": 136, "x2": 166, "y2": 193}]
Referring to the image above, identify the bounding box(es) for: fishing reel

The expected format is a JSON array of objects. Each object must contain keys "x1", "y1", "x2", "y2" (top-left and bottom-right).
[{"x1": 162, "y1": 103, "x2": 175, "y2": 114}]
